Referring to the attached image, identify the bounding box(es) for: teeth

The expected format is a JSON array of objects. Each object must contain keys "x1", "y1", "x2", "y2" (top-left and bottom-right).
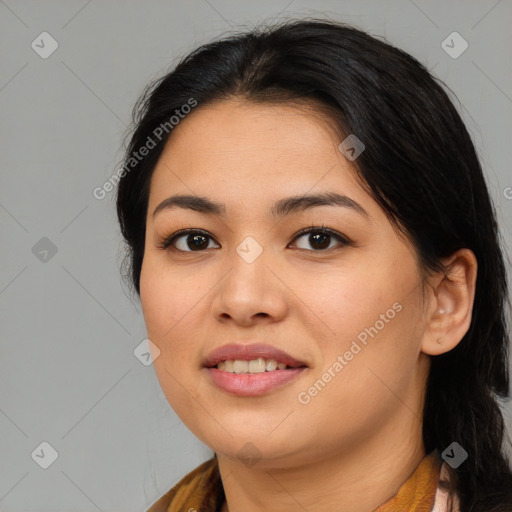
[
  {"x1": 265, "y1": 359, "x2": 277, "y2": 371},
  {"x1": 233, "y1": 360, "x2": 248, "y2": 373},
  {"x1": 248, "y1": 358, "x2": 266, "y2": 373},
  {"x1": 216, "y1": 358, "x2": 291, "y2": 373}
]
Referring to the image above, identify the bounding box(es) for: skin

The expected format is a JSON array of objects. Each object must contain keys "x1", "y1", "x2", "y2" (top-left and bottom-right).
[{"x1": 139, "y1": 98, "x2": 477, "y2": 512}]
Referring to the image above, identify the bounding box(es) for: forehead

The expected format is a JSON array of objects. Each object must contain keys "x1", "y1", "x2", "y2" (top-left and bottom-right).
[
  {"x1": 168, "y1": 100, "x2": 340, "y2": 162},
  {"x1": 148, "y1": 99, "x2": 365, "y2": 202}
]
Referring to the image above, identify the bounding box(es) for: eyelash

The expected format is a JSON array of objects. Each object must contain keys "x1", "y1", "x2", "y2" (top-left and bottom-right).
[{"x1": 156, "y1": 225, "x2": 351, "y2": 253}]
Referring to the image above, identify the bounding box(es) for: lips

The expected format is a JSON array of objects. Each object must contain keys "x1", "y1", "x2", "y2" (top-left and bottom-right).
[{"x1": 203, "y1": 343, "x2": 308, "y2": 369}]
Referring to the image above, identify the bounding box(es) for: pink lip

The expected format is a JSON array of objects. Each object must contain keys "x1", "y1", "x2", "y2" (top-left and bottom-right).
[
  {"x1": 205, "y1": 367, "x2": 307, "y2": 396},
  {"x1": 203, "y1": 343, "x2": 307, "y2": 369}
]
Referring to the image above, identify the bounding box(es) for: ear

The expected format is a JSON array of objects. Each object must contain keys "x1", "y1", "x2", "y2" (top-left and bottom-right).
[{"x1": 421, "y1": 248, "x2": 478, "y2": 356}]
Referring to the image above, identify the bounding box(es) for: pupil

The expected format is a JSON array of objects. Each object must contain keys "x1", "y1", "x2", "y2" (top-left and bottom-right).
[
  {"x1": 188, "y1": 234, "x2": 208, "y2": 250},
  {"x1": 310, "y1": 232, "x2": 330, "y2": 249}
]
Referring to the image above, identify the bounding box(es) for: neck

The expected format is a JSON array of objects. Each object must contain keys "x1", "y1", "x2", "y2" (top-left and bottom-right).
[{"x1": 217, "y1": 409, "x2": 426, "y2": 512}]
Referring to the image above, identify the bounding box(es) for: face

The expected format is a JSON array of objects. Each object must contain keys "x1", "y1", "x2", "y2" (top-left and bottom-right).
[{"x1": 140, "y1": 99, "x2": 431, "y2": 468}]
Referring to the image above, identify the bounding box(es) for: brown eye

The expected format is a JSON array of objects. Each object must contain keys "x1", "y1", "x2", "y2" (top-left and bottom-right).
[
  {"x1": 158, "y1": 230, "x2": 220, "y2": 252},
  {"x1": 291, "y1": 227, "x2": 349, "y2": 251}
]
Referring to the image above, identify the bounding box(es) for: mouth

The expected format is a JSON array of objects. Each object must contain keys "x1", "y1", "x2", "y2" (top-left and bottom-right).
[
  {"x1": 203, "y1": 342, "x2": 308, "y2": 371},
  {"x1": 210, "y1": 357, "x2": 306, "y2": 374},
  {"x1": 203, "y1": 342, "x2": 308, "y2": 396}
]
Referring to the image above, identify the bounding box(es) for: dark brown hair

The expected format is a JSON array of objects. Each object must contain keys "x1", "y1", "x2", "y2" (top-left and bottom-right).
[{"x1": 116, "y1": 18, "x2": 512, "y2": 511}]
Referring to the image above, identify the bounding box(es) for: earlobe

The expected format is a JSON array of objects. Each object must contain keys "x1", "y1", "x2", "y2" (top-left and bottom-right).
[{"x1": 420, "y1": 248, "x2": 478, "y2": 356}]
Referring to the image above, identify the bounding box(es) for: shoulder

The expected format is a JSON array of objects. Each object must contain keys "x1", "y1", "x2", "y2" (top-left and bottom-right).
[
  {"x1": 432, "y1": 462, "x2": 460, "y2": 512},
  {"x1": 146, "y1": 456, "x2": 223, "y2": 512}
]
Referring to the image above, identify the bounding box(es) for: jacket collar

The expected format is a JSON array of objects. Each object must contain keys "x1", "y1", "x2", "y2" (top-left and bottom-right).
[{"x1": 147, "y1": 450, "x2": 452, "y2": 512}]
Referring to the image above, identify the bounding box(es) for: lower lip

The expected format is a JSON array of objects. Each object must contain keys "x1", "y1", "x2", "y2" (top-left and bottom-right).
[{"x1": 205, "y1": 367, "x2": 307, "y2": 396}]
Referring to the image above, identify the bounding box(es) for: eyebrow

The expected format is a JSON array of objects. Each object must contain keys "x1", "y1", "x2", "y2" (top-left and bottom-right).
[{"x1": 152, "y1": 192, "x2": 370, "y2": 219}]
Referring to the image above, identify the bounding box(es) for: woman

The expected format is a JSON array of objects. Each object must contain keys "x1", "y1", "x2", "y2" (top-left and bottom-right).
[{"x1": 116, "y1": 19, "x2": 512, "y2": 512}]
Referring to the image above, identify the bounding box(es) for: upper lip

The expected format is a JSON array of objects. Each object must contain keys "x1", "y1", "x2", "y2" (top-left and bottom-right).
[{"x1": 203, "y1": 343, "x2": 308, "y2": 368}]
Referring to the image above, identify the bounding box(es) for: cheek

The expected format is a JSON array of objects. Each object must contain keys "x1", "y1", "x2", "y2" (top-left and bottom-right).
[
  {"x1": 139, "y1": 258, "x2": 212, "y2": 382},
  {"x1": 298, "y1": 309, "x2": 421, "y2": 434},
  {"x1": 301, "y1": 271, "x2": 394, "y2": 342},
  {"x1": 308, "y1": 265, "x2": 421, "y2": 377},
  {"x1": 140, "y1": 258, "x2": 199, "y2": 337},
  {"x1": 140, "y1": 262, "x2": 168, "y2": 337}
]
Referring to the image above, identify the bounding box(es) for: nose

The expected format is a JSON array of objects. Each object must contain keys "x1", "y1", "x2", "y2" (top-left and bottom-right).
[{"x1": 212, "y1": 245, "x2": 288, "y2": 327}]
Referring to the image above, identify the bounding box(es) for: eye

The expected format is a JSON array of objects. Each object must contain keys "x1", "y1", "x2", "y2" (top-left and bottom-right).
[
  {"x1": 157, "y1": 229, "x2": 220, "y2": 252},
  {"x1": 289, "y1": 226, "x2": 350, "y2": 251},
  {"x1": 157, "y1": 226, "x2": 350, "y2": 253}
]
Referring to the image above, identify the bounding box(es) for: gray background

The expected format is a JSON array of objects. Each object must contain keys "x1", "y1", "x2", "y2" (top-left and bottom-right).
[{"x1": 1, "y1": 0, "x2": 511, "y2": 510}]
